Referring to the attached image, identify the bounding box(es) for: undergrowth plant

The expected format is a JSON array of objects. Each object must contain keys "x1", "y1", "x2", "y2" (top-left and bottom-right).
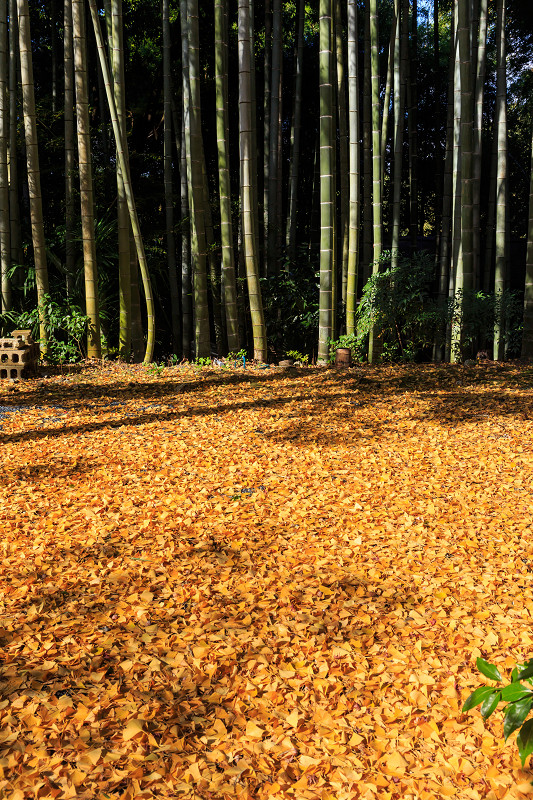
[
  {"x1": 0, "y1": 296, "x2": 90, "y2": 364},
  {"x1": 463, "y1": 657, "x2": 533, "y2": 766}
]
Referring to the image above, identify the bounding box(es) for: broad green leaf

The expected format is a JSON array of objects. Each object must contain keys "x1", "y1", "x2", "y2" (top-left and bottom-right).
[
  {"x1": 500, "y1": 684, "x2": 533, "y2": 702},
  {"x1": 503, "y1": 697, "x2": 533, "y2": 741},
  {"x1": 517, "y1": 662, "x2": 533, "y2": 682},
  {"x1": 511, "y1": 667, "x2": 519, "y2": 683},
  {"x1": 517, "y1": 719, "x2": 533, "y2": 766},
  {"x1": 462, "y1": 685, "x2": 498, "y2": 713},
  {"x1": 476, "y1": 658, "x2": 502, "y2": 683},
  {"x1": 480, "y1": 691, "x2": 501, "y2": 719}
]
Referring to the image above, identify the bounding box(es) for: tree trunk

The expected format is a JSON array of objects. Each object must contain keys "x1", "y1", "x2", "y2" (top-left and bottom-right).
[
  {"x1": 362, "y1": 9, "x2": 372, "y2": 282},
  {"x1": 238, "y1": 0, "x2": 266, "y2": 360},
  {"x1": 88, "y1": 0, "x2": 155, "y2": 363},
  {"x1": 408, "y1": 0, "x2": 418, "y2": 245},
  {"x1": 267, "y1": 0, "x2": 282, "y2": 273},
  {"x1": 64, "y1": 0, "x2": 76, "y2": 297},
  {"x1": 451, "y1": 0, "x2": 474, "y2": 361},
  {"x1": 263, "y1": 0, "x2": 271, "y2": 272},
  {"x1": 180, "y1": 102, "x2": 191, "y2": 360},
  {"x1": 367, "y1": 0, "x2": 382, "y2": 364},
  {"x1": 111, "y1": 0, "x2": 131, "y2": 358},
  {"x1": 215, "y1": 0, "x2": 239, "y2": 352},
  {"x1": 185, "y1": 0, "x2": 210, "y2": 357},
  {"x1": 0, "y1": 0, "x2": 10, "y2": 312},
  {"x1": 17, "y1": 0, "x2": 49, "y2": 350},
  {"x1": 129, "y1": 227, "x2": 144, "y2": 362},
  {"x1": 317, "y1": 0, "x2": 333, "y2": 363},
  {"x1": 522, "y1": 125, "x2": 533, "y2": 359},
  {"x1": 346, "y1": 0, "x2": 359, "y2": 335},
  {"x1": 335, "y1": 0, "x2": 348, "y2": 306},
  {"x1": 162, "y1": 0, "x2": 179, "y2": 354},
  {"x1": 286, "y1": 0, "x2": 304, "y2": 263},
  {"x1": 72, "y1": 0, "x2": 101, "y2": 358},
  {"x1": 493, "y1": 0, "x2": 507, "y2": 361},
  {"x1": 472, "y1": 0, "x2": 487, "y2": 289},
  {"x1": 8, "y1": 0, "x2": 21, "y2": 271},
  {"x1": 380, "y1": 10, "x2": 397, "y2": 190},
  {"x1": 391, "y1": 0, "x2": 404, "y2": 270},
  {"x1": 433, "y1": 31, "x2": 454, "y2": 362}
]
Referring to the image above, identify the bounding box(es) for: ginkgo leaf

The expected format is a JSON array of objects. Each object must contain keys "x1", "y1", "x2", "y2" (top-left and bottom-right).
[{"x1": 123, "y1": 719, "x2": 144, "y2": 741}]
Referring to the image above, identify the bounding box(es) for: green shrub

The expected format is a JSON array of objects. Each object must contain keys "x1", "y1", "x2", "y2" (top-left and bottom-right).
[{"x1": 0, "y1": 296, "x2": 90, "y2": 364}]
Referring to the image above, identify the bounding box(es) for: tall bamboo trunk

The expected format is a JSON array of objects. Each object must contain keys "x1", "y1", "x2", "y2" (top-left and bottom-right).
[
  {"x1": 391, "y1": 0, "x2": 404, "y2": 270},
  {"x1": 522, "y1": 125, "x2": 533, "y2": 359},
  {"x1": 380, "y1": 11, "x2": 396, "y2": 190},
  {"x1": 317, "y1": 0, "x2": 333, "y2": 363},
  {"x1": 472, "y1": 0, "x2": 487, "y2": 288},
  {"x1": 180, "y1": 106, "x2": 191, "y2": 360},
  {"x1": 111, "y1": 0, "x2": 131, "y2": 358},
  {"x1": 267, "y1": 0, "x2": 282, "y2": 273},
  {"x1": 64, "y1": 0, "x2": 76, "y2": 297},
  {"x1": 286, "y1": 0, "x2": 304, "y2": 263},
  {"x1": 17, "y1": 0, "x2": 49, "y2": 349},
  {"x1": 433, "y1": 33, "x2": 454, "y2": 362},
  {"x1": 72, "y1": 0, "x2": 101, "y2": 358},
  {"x1": 362, "y1": 9, "x2": 372, "y2": 282},
  {"x1": 451, "y1": 0, "x2": 474, "y2": 361},
  {"x1": 263, "y1": 0, "x2": 271, "y2": 270},
  {"x1": 238, "y1": 0, "x2": 266, "y2": 360},
  {"x1": 89, "y1": 0, "x2": 155, "y2": 363},
  {"x1": 0, "y1": 0, "x2": 10, "y2": 312},
  {"x1": 163, "y1": 0, "x2": 179, "y2": 353},
  {"x1": 346, "y1": 0, "x2": 359, "y2": 335},
  {"x1": 493, "y1": 0, "x2": 507, "y2": 360},
  {"x1": 8, "y1": 0, "x2": 21, "y2": 271},
  {"x1": 367, "y1": 0, "x2": 382, "y2": 364},
  {"x1": 215, "y1": 0, "x2": 239, "y2": 352},
  {"x1": 185, "y1": 0, "x2": 210, "y2": 357},
  {"x1": 335, "y1": 0, "x2": 349, "y2": 306},
  {"x1": 408, "y1": 0, "x2": 418, "y2": 245}
]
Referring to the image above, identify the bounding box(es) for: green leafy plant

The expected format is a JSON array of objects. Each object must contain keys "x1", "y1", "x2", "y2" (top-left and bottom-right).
[
  {"x1": 285, "y1": 349, "x2": 308, "y2": 365},
  {"x1": 194, "y1": 357, "x2": 212, "y2": 367},
  {"x1": 448, "y1": 289, "x2": 523, "y2": 361},
  {"x1": 147, "y1": 362, "x2": 165, "y2": 376},
  {"x1": 327, "y1": 332, "x2": 366, "y2": 364},
  {"x1": 463, "y1": 657, "x2": 533, "y2": 766},
  {"x1": 357, "y1": 251, "x2": 442, "y2": 362},
  {"x1": 0, "y1": 296, "x2": 90, "y2": 364},
  {"x1": 227, "y1": 349, "x2": 247, "y2": 361}
]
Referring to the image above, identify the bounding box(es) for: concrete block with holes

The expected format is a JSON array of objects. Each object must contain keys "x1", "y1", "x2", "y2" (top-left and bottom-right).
[{"x1": 0, "y1": 330, "x2": 40, "y2": 379}]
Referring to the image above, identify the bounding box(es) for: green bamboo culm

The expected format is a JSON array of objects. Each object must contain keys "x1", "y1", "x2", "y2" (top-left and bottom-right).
[
  {"x1": 346, "y1": 0, "x2": 359, "y2": 335},
  {"x1": 17, "y1": 0, "x2": 49, "y2": 351},
  {"x1": 72, "y1": 0, "x2": 101, "y2": 359},
  {"x1": 390, "y1": 0, "x2": 403, "y2": 271},
  {"x1": 214, "y1": 0, "x2": 239, "y2": 352},
  {"x1": 367, "y1": 0, "x2": 382, "y2": 364},
  {"x1": 317, "y1": 0, "x2": 333, "y2": 363},
  {"x1": 521, "y1": 120, "x2": 533, "y2": 357},
  {"x1": 493, "y1": 0, "x2": 507, "y2": 361},
  {"x1": 238, "y1": 0, "x2": 267, "y2": 361},
  {"x1": 0, "y1": 0, "x2": 10, "y2": 313},
  {"x1": 185, "y1": 0, "x2": 211, "y2": 358},
  {"x1": 88, "y1": 0, "x2": 155, "y2": 364},
  {"x1": 113, "y1": 0, "x2": 132, "y2": 358}
]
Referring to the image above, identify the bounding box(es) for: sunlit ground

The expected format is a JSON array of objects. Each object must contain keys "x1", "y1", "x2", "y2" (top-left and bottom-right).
[{"x1": 1, "y1": 360, "x2": 533, "y2": 799}]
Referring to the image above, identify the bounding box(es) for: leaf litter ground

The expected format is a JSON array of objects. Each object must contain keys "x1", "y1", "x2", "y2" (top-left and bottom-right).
[{"x1": 1, "y1": 361, "x2": 533, "y2": 800}]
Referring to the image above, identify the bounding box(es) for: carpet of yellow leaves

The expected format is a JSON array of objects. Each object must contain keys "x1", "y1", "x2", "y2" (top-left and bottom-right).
[{"x1": 1, "y1": 361, "x2": 533, "y2": 800}]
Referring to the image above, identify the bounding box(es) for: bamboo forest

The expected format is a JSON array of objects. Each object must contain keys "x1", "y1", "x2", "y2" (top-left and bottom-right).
[{"x1": 0, "y1": 0, "x2": 532, "y2": 365}]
